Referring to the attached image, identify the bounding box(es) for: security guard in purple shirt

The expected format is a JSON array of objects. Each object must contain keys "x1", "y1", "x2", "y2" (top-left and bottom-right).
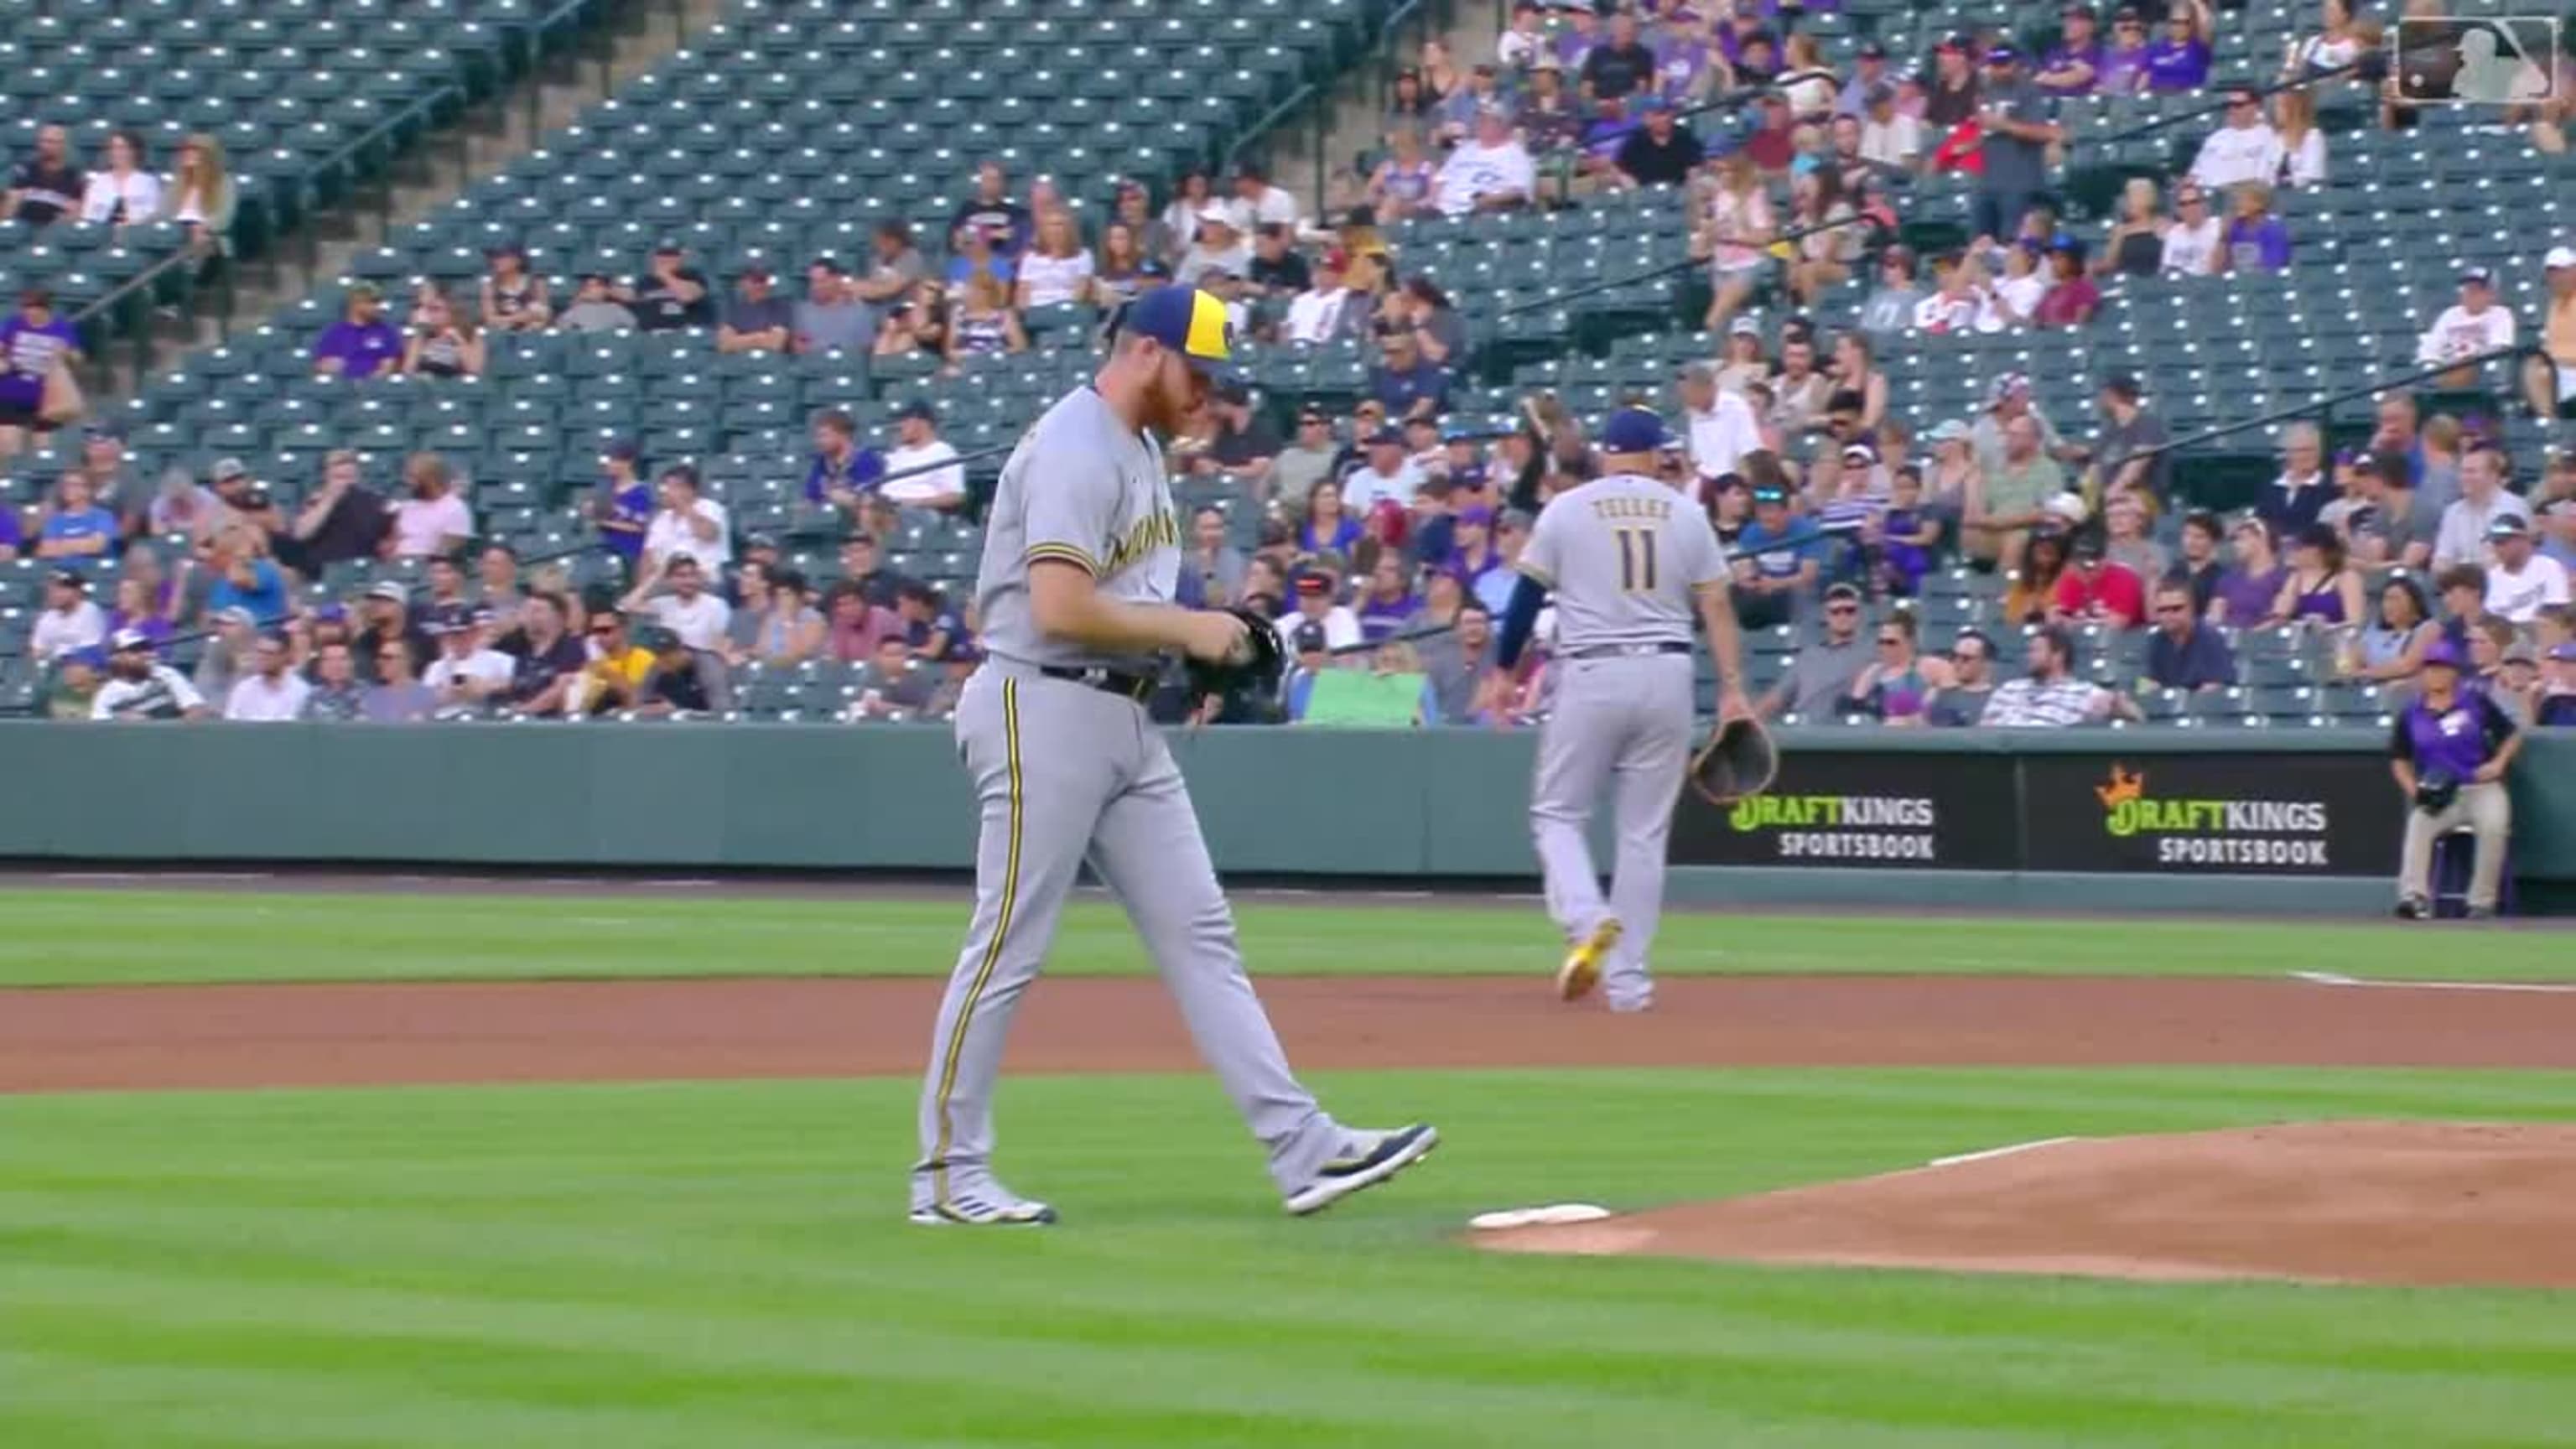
[{"x1": 2390, "y1": 636, "x2": 2524, "y2": 918}]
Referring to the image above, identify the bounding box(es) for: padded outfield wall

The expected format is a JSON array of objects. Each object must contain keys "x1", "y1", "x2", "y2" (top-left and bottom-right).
[{"x1": 3, "y1": 723, "x2": 2570, "y2": 914}]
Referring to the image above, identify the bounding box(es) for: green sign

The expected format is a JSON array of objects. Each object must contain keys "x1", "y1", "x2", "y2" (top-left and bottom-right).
[{"x1": 1300, "y1": 670, "x2": 1426, "y2": 727}]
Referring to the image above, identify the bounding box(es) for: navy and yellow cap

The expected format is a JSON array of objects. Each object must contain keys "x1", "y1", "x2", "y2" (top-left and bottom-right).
[{"x1": 1116, "y1": 286, "x2": 1239, "y2": 384}]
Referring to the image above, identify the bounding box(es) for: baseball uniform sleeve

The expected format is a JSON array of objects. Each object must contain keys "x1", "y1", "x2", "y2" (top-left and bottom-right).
[
  {"x1": 1680, "y1": 506, "x2": 1729, "y2": 588},
  {"x1": 1516, "y1": 498, "x2": 1564, "y2": 588},
  {"x1": 1019, "y1": 416, "x2": 1117, "y2": 575}
]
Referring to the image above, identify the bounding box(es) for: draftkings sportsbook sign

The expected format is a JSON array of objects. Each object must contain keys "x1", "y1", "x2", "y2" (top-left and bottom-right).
[
  {"x1": 1669, "y1": 752, "x2": 2017, "y2": 870},
  {"x1": 2021, "y1": 754, "x2": 2397, "y2": 876},
  {"x1": 1670, "y1": 748, "x2": 2396, "y2": 877}
]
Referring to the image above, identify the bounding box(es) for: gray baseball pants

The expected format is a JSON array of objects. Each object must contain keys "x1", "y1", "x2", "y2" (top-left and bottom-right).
[
  {"x1": 1529, "y1": 652, "x2": 1696, "y2": 1010},
  {"x1": 913, "y1": 662, "x2": 1356, "y2": 1208}
]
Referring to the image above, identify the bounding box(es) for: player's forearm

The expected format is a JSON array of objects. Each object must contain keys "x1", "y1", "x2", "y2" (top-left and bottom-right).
[{"x1": 1033, "y1": 585, "x2": 1200, "y2": 656}]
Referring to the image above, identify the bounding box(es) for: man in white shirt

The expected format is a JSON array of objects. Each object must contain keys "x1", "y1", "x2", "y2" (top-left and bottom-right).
[
  {"x1": 631, "y1": 555, "x2": 732, "y2": 652},
  {"x1": 2415, "y1": 265, "x2": 2518, "y2": 367},
  {"x1": 2433, "y1": 443, "x2": 2533, "y2": 570},
  {"x1": 222, "y1": 634, "x2": 313, "y2": 721},
  {"x1": 91, "y1": 629, "x2": 209, "y2": 720},
  {"x1": 1340, "y1": 428, "x2": 1422, "y2": 512},
  {"x1": 29, "y1": 569, "x2": 106, "y2": 665},
  {"x1": 878, "y1": 401, "x2": 967, "y2": 512},
  {"x1": 1675, "y1": 363, "x2": 1761, "y2": 491},
  {"x1": 1433, "y1": 106, "x2": 1536, "y2": 218},
  {"x1": 2186, "y1": 89, "x2": 2284, "y2": 191},
  {"x1": 641, "y1": 463, "x2": 731, "y2": 574},
  {"x1": 1224, "y1": 164, "x2": 1301, "y2": 233},
  {"x1": 1282, "y1": 250, "x2": 1358, "y2": 345},
  {"x1": 421, "y1": 605, "x2": 515, "y2": 710},
  {"x1": 2483, "y1": 516, "x2": 2570, "y2": 623},
  {"x1": 1857, "y1": 83, "x2": 1922, "y2": 169},
  {"x1": 389, "y1": 453, "x2": 474, "y2": 559},
  {"x1": 1277, "y1": 573, "x2": 1363, "y2": 650}
]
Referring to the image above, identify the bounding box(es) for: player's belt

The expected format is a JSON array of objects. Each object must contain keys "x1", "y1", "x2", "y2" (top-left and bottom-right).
[
  {"x1": 1038, "y1": 664, "x2": 1160, "y2": 702},
  {"x1": 1566, "y1": 641, "x2": 1694, "y2": 660}
]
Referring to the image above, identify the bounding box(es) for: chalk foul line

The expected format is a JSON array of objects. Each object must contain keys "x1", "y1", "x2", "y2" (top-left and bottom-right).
[{"x1": 2292, "y1": 971, "x2": 2576, "y2": 995}]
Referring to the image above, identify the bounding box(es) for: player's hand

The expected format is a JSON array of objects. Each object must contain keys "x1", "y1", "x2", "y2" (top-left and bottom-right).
[
  {"x1": 1717, "y1": 683, "x2": 1754, "y2": 724},
  {"x1": 1177, "y1": 608, "x2": 1251, "y2": 663}
]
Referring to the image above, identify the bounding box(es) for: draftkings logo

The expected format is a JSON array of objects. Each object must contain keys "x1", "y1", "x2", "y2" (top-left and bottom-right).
[
  {"x1": 1727, "y1": 793, "x2": 1937, "y2": 861},
  {"x1": 2095, "y1": 765, "x2": 2332, "y2": 867},
  {"x1": 2393, "y1": 17, "x2": 2558, "y2": 105}
]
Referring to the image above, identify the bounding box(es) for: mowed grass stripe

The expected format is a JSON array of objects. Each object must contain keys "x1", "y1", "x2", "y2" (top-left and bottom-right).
[
  {"x1": 0, "y1": 890, "x2": 2568, "y2": 987},
  {"x1": 6, "y1": 1072, "x2": 2576, "y2": 1448}
]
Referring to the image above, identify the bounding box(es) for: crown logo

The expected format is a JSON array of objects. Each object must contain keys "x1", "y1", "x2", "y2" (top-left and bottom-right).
[{"x1": 2096, "y1": 765, "x2": 2145, "y2": 809}]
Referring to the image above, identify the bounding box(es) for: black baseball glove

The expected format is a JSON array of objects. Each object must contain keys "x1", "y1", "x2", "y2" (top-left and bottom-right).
[
  {"x1": 2412, "y1": 770, "x2": 2460, "y2": 814},
  {"x1": 1183, "y1": 607, "x2": 1286, "y2": 705},
  {"x1": 1688, "y1": 715, "x2": 1779, "y2": 808}
]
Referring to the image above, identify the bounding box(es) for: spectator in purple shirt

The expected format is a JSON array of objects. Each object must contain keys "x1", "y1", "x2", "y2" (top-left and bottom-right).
[
  {"x1": 2390, "y1": 636, "x2": 2521, "y2": 919},
  {"x1": 1353, "y1": 554, "x2": 1422, "y2": 642},
  {"x1": 311, "y1": 284, "x2": 403, "y2": 379},
  {"x1": 2220, "y1": 183, "x2": 2293, "y2": 273},
  {"x1": 2036, "y1": 5, "x2": 2106, "y2": 95},
  {"x1": 2098, "y1": 8, "x2": 2152, "y2": 94},
  {"x1": 2142, "y1": 0, "x2": 2214, "y2": 93},
  {"x1": 1552, "y1": 4, "x2": 1598, "y2": 71},
  {"x1": 2208, "y1": 516, "x2": 2288, "y2": 630},
  {"x1": 0, "y1": 285, "x2": 79, "y2": 446}
]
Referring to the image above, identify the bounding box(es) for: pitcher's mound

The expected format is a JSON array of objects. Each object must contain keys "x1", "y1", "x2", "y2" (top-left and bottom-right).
[{"x1": 1479, "y1": 1120, "x2": 2576, "y2": 1289}]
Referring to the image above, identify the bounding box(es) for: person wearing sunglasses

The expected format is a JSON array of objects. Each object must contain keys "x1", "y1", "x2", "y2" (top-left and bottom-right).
[
  {"x1": 1756, "y1": 582, "x2": 1871, "y2": 721},
  {"x1": 1923, "y1": 629, "x2": 1999, "y2": 727},
  {"x1": 2144, "y1": 580, "x2": 2239, "y2": 693},
  {"x1": 1848, "y1": 610, "x2": 1938, "y2": 724}
]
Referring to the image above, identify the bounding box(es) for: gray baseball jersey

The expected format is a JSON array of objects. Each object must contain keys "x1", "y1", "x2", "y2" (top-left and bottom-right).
[
  {"x1": 974, "y1": 386, "x2": 1180, "y2": 673},
  {"x1": 1517, "y1": 471, "x2": 1730, "y2": 652},
  {"x1": 914, "y1": 382, "x2": 1382, "y2": 1220},
  {"x1": 1520, "y1": 470, "x2": 1719, "y2": 1012}
]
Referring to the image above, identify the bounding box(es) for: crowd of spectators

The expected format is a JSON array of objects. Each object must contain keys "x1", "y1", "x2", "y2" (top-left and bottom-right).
[{"x1": 9, "y1": 2, "x2": 2576, "y2": 737}]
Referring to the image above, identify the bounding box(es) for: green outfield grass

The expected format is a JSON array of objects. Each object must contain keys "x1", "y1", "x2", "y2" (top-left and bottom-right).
[
  {"x1": 1, "y1": 887, "x2": 2569, "y2": 988},
  {"x1": 3, "y1": 1067, "x2": 2573, "y2": 1448}
]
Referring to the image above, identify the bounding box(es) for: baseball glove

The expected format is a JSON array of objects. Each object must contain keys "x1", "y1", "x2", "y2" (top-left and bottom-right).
[
  {"x1": 2412, "y1": 770, "x2": 2460, "y2": 815},
  {"x1": 1687, "y1": 715, "x2": 1779, "y2": 808},
  {"x1": 1183, "y1": 607, "x2": 1286, "y2": 704}
]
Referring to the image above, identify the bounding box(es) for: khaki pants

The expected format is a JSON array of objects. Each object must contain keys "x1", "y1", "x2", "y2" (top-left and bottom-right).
[{"x1": 2398, "y1": 782, "x2": 2512, "y2": 911}]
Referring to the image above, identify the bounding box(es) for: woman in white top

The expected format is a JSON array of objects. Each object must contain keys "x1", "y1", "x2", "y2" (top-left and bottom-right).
[
  {"x1": 80, "y1": 131, "x2": 164, "y2": 226},
  {"x1": 2159, "y1": 183, "x2": 2224, "y2": 276},
  {"x1": 1775, "y1": 33, "x2": 1841, "y2": 122},
  {"x1": 164, "y1": 132, "x2": 236, "y2": 253},
  {"x1": 2281, "y1": 0, "x2": 2363, "y2": 78},
  {"x1": 1981, "y1": 240, "x2": 2049, "y2": 330},
  {"x1": 1696, "y1": 153, "x2": 1774, "y2": 330},
  {"x1": 1158, "y1": 173, "x2": 1215, "y2": 260},
  {"x1": 1014, "y1": 208, "x2": 1096, "y2": 310},
  {"x1": 2271, "y1": 90, "x2": 2328, "y2": 189}
]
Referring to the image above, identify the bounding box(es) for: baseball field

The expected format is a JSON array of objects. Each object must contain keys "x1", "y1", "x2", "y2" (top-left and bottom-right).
[{"x1": 6, "y1": 880, "x2": 2575, "y2": 1447}]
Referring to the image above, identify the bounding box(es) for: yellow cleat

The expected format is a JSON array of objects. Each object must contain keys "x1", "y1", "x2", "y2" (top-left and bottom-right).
[{"x1": 1555, "y1": 917, "x2": 1622, "y2": 1003}]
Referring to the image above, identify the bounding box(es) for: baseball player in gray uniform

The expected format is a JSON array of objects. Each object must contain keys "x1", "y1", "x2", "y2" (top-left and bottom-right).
[
  {"x1": 1494, "y1": 409, "x2": 1750, "y2": 1013},
  {"x1": 911, "y1": 286, "x2": 1436, "y2": 1226}
]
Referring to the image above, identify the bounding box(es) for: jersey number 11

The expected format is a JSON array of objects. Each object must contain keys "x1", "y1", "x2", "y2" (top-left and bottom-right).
[{"x1": 1616, "y1": 527, "x2": 1658, "y2": 594}]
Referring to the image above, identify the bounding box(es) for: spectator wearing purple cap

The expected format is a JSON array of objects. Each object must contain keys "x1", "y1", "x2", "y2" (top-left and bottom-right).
[
  {"x1": 1445, "y1": 501, "x2": 1509, "y2": 595},
  {"x1": 2142, "y1": 0, "x2": 2214, "y2": 93},
  {"x1": 311, "y1": 285, "x2": 402, "y2": 379},
  {"x1": 1971, "y1": 46, "x2": 2062, "y2": 246},
  {"x1": 479, "y1": 245, "x2": 550, "y2": 333},
  {"x1": 2537, "y1": 639, "x2": 2576, "y2": 724},
  {"x1": 2391, "y1": 636, "x2": 2521, "y2": 919}
]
